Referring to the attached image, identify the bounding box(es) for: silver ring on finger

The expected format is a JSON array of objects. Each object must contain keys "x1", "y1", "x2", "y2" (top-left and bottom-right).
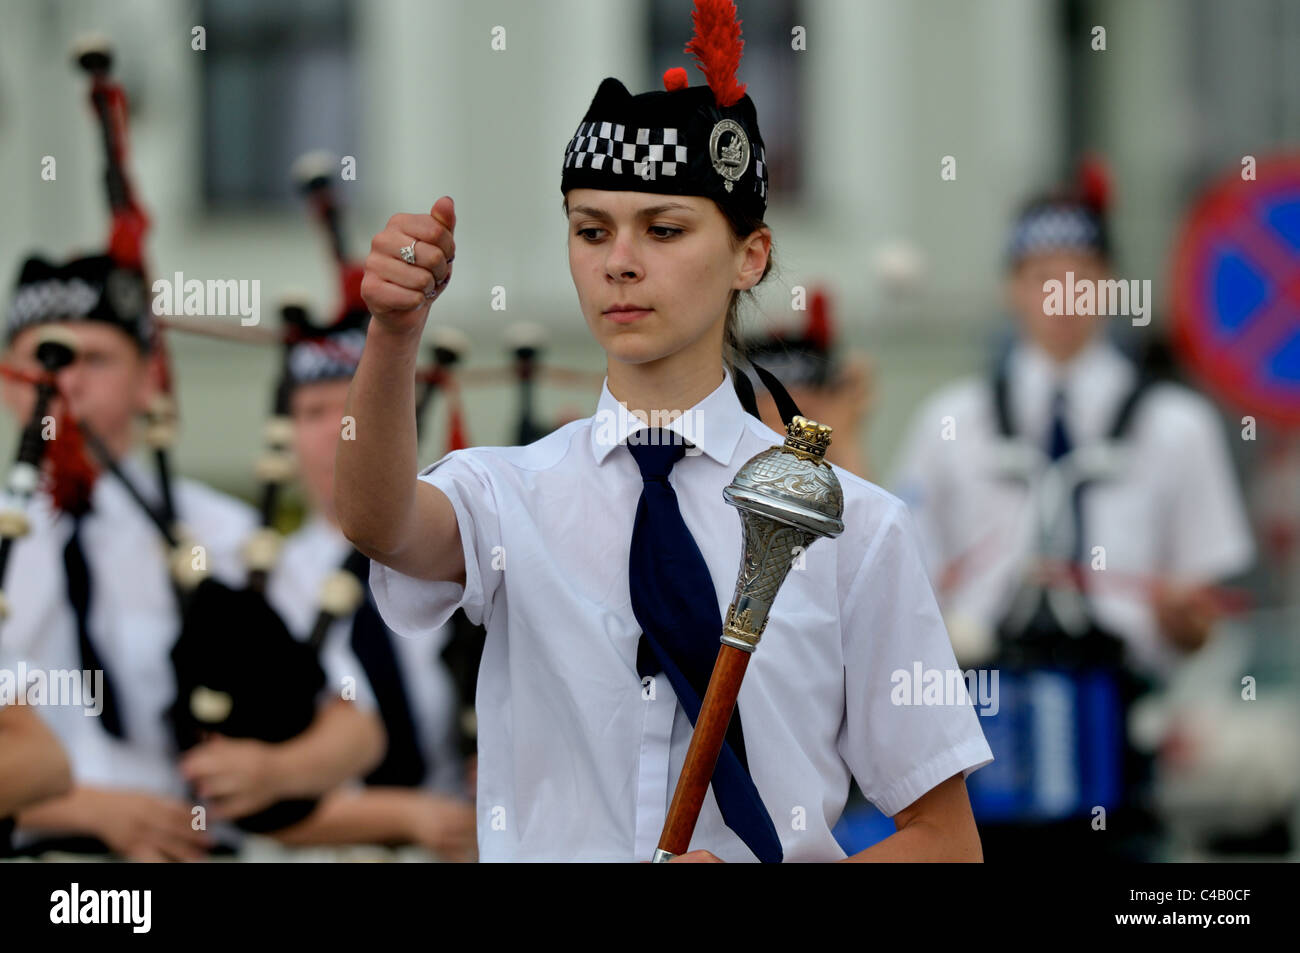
[{"x1": 399, "y1": 240, "x2": 418, "y2": 265}]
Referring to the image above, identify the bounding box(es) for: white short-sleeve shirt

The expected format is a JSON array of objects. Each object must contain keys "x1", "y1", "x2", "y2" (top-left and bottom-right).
[
  {"x1": 890, "y1": 338, "x2": 1256, "y2": 679},
  {"x1": 371, "y1": 367, "x2": 993, "y2": 862}
]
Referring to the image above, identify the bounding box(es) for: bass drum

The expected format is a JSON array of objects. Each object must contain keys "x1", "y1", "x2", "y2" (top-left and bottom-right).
[{"x1": 965, "y1": 605, "x2": 1159, "y2": 860}]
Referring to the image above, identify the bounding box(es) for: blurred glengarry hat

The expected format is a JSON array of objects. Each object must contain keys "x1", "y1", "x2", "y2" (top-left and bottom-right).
[
  {"x1": 7, "y1": 252, "x2": 152, "y2": 349},
  {"x1": 561, "y1": 0, "x2": 770, "y2": 223},
  {"x1": 280, "y1": 300, "x2": 367, "y2": 390},
  {"x1": 1005, "y1": 155, "x2": 1113, "y2": 267}
]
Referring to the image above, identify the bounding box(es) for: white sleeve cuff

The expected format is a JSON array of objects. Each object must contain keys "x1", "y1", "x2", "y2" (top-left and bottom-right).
[{"x1": 867, "y1": 734, "x2": 994, "y2": 818}]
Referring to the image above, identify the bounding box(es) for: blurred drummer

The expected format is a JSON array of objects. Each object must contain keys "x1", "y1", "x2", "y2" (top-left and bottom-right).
[{"x1": 890, "y1": 159, "x2": 1255, "y2": 859}]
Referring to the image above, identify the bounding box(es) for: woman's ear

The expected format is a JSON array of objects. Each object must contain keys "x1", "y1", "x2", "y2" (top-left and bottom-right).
[{"x1": 734, "y1": 227, "x2": 772, "y2": 291}]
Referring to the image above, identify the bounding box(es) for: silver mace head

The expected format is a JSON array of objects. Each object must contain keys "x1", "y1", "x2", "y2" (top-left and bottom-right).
[{"x1": 720, "y1": 415, "x2": 846, "y2": 652}]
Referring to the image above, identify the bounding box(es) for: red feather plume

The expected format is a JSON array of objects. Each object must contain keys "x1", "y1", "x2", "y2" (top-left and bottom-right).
[
  {"x1": 684, "y1": 0, "x2": 746, "y2": 108},
  {"x1": 1076, "y1": 153, "x2": 1112, "y2": 212}
]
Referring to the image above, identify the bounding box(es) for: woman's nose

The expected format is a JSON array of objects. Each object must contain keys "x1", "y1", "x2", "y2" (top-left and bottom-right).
[{"x1": 604, "y1": 234, "x2": 643, "y2": 281}]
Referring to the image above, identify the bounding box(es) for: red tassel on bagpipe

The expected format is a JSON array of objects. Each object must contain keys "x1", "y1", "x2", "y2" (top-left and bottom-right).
[
  {"x1": 446, "y1": 398, "x2": 468, "y2": 453},
  {"x1": 0, "y1": 363, "x2": 101, "y2": 517},
  {"x1": 47, "y1": 404, "x2": 99, "y2": 516}
]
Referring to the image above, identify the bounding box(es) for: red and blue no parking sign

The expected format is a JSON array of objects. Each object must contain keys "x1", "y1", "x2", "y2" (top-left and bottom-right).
[{"x1": 1171, "y1": 154, "x2": 1300, "y2": 429}]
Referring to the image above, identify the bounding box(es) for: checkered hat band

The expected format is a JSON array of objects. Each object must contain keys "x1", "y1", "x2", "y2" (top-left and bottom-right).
[
  {"x1": 1007, "y1": 206, "x2": 1102, "y2": 261},
  {"x1": 287, "y1": 329, "x2": 366, "y2": 385},
  {"x1": 563, "y1": 120, "x2": 768, "y2": 202},
  {"x1": 8, "y1": 277, "x2": 102, "y2": 335},
  {"x1": 564, "y1": 121, "x2": 689, "y2": 178}
]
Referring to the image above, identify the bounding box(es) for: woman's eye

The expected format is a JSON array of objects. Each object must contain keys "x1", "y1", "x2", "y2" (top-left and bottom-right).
[
  {"x1": 577, "y1": 228, "x2": 605, "y2": 241},
  {"x1": 649, "y1": 226, "x2": 683, "y2": 239}
]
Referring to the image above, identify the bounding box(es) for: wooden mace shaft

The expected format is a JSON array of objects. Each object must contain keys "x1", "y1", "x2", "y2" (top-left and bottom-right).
[{"x1": 656, "y1": 642, "x2": 752, "y2": 857}]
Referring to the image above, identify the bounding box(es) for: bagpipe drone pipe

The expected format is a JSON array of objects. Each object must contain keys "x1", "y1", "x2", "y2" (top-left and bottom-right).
[
  {"x1": 0, "y1": 333, "x2": 81, "y2": 856},
  {"x1": 70, "y1": 36, "x2": 327, "y2": 834}
]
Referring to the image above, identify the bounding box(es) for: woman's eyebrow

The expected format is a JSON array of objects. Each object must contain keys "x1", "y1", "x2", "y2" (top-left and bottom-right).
[{"x1": 568, "y1": 203, "x2": 696, "y2": 221}]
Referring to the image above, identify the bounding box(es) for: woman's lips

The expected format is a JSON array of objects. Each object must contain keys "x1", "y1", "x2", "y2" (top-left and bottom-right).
[{"x1": 603, "y1": 308, "x2": 652, "y2": 324}]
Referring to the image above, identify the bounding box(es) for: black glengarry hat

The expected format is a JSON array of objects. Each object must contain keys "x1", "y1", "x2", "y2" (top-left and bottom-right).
[
  {"x1": 1005, "y1": 155, "x2": 1113, "y2": 268},
  {"x1": 280, "y1": 301, "x2": 367, "y2": 391},
  {"x1": 7, "y1": 253, "x2": 152, "y2": 349},
  {"x1": 561, "y1": 0, "x2": 769, "y2": 223}
]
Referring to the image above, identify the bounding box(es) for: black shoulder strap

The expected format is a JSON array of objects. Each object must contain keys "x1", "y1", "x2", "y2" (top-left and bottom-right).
[
  {"x1": 991, "y1": 349, "x2": 1014, "y2": 438},
  {"x1": 1108, "y1": 372, "x2": 1156, "y2": 441},
  {"x1": 733, "y1": 360, "x2": 803, "y2": 428},
  {"x1": 989, "y1": 351, "x2": 1153, "y2": 443},
  {"x1": 77, "y1": 428, "x2": 178, "y2": 548}
]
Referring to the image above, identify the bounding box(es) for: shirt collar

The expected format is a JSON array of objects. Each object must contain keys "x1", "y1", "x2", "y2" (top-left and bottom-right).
[
  {"x1": 1010, "y1": 335, "x2": 1133, "y2": 440},
  {"x1": 1015, "y1": 335, "x2": 1121, "y2": 392},
  {"x1": 589, "y1": 366, "x2": 749, "y2": 466}
]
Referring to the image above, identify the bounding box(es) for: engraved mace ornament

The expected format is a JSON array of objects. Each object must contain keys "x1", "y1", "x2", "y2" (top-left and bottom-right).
[{"x1": 652, "y1": 415, "x2": 845, "y2": 862}]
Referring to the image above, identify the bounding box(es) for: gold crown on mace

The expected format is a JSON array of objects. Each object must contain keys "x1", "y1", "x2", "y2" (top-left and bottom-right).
[{"x1": 783, "y1": 415, "x2": 833, "y2": 460}]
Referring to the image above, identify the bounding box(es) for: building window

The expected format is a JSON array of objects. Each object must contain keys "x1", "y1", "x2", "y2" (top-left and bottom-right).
[{"x1": 199, "y1": 0, "x2": 356, "y2": 209}]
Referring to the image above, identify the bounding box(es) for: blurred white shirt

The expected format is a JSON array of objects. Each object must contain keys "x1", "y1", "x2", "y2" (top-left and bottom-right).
[
  {"x1": 891, "y1": 337, "x2": 1255, "y2": 679},
  {"x1": 0, "y1": 456, "x2": 254, "y2": 803},
  {"x1": 371, "y1": 366, "x2": 992, "y2": 862}
]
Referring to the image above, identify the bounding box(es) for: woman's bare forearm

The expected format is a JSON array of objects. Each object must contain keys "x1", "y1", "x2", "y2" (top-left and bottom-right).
[
  {"x1": 338, "y1": 200, "x2": 466, "y2": 583},
  {"x1": 839, "y1": 818, "x2": 983, "y2": 862},
  {"x1": 838, "y1": 775, "x2": 983, "y2": 862},
  {"x1": 335, "y1": 319, "x2": 423, "y2": 557}
]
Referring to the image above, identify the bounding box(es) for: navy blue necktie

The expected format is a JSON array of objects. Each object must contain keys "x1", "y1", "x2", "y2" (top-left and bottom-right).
[
  {"x1": 62, "y1": 513, "x2": 125, "y2": 739},
  {"x1": 626, "y1": 429, "x2": 783, "y2": 863},
  {"x1": 1046, "y1": 387, "x2": 1087, "y2": 565},
  {"x1": 1047, "y1": 387, "x2": 1073, "y2": 461}
]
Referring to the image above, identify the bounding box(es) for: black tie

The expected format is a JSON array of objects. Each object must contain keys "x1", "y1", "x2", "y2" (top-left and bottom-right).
[
  {"x1": 1047, "y1": 387, "x2": 1073, "y2": 461},
  {"x1": 344, "y1": 550, "x2": 427, "y2": 787},
  {"x1": 62, "y1": 513, "x2": 125, "y2": 738}
]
